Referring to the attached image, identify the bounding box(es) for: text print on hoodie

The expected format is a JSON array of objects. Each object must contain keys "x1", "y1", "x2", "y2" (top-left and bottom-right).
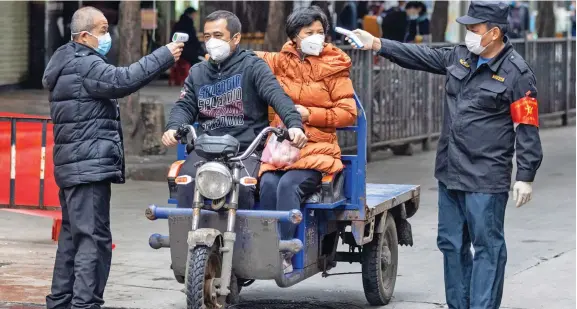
[{"x1": 166, "y1": 47, "x2": 303, "y2": 151}]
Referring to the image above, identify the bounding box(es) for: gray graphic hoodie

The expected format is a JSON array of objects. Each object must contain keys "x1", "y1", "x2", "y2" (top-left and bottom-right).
[{"x1": 166, "y1": 47, "x2": 303, "y2": 151}]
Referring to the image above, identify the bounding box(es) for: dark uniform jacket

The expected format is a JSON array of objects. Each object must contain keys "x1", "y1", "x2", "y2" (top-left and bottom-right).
[
  {"x1": 43, "y1": 42, "x2": 175, "y2": 188},
  {"x1": 166, "y1": 47, "x2": 303, "y2": 152},
  {"x1": 378, "y1": 37, "x2": 543, "y2": 193}
]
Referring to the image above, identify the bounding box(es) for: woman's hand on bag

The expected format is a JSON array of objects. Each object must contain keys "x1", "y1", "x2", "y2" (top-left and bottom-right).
[
  {"x1": 295, "y1": 105, "x2": 310, "y2": 122},
  {"x1": 288, "y1": 127, "x2": 307, "y2": 149}
]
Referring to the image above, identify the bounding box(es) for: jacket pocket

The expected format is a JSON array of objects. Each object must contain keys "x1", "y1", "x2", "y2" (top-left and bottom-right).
[
  {"x1": 445, "y1": 65, "x2": 469, "y2": 96},
  {"x1": 476, "y1": 81, "x2": 507, "y2": 110},
  {"x1": 98, "y1": 138, "x2": 123, "y2": 166}
]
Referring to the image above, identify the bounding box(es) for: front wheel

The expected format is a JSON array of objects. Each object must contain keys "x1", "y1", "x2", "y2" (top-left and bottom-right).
[
  {"x1": 185, "y1": 243, "x2": 240, "y2": 309},
  {"x1": 361, "y1": 212, "x2": 399, "y2": 306}
]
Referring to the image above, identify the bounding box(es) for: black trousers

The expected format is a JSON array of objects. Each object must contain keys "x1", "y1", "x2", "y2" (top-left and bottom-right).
[
  {"x1": 176, "y1": 151, "x2": 261, "y2": 210},
  {"x1": 46, "y1": 182, "x2": 112, "y2": 309},
  {"x1": 259, "y1": 170, "x2": 322, "y2": 239}
]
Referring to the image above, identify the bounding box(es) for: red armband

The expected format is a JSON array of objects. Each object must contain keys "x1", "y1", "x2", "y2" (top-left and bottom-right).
[{"x1": 510, "y1": 91, "x2": 539, "y2": 127}]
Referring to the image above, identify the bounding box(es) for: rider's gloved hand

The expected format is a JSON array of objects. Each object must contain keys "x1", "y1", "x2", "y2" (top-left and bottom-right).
[
  {"x1": 346, "y1": 29, "x2": 381, "y2": 51},
  {"x1": 288, "y1": 128, "x2": 307, "y2": 149},
  {"x1": 162, "y1": 129, "x2": 178, "y2": 147},
  {"x1": 513, "y1": 181, "x2": 533, "y2": 207}
]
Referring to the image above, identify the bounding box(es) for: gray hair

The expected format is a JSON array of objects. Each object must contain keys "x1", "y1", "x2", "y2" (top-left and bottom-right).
[{"x1": 70, "y1": 6, "x2": 103, "y2": 38}]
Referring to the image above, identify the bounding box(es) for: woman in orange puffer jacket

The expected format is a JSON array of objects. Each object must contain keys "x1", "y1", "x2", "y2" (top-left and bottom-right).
[{"x1": 255, "y1": 6, "x2": 357, "y2": 273}]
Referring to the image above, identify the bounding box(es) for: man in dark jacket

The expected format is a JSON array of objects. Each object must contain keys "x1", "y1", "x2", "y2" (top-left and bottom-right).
[
  {"x1": 42, "y1": 6, "x2": 183, "y2": 309},
  {"x1": 347, "y1": 2, "x2": 542, "y2": 308},
  {"x1": 172, "y1": 7, "x2": 204, "y2": 66},
  {"x1": 161, "y1": 10, "x2": 307, "y2": 211},
  {"x1": 380, "y1": 1, "x2": 409, "y2": 42}
]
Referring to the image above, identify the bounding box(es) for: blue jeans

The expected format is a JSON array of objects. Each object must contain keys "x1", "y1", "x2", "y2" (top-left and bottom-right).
[
  {"x1": 259, "y1": 170, "x2": 322, "y2": 239},
  {"x1": 437, "y1": 182, "x2": 508, "y2": 309}
]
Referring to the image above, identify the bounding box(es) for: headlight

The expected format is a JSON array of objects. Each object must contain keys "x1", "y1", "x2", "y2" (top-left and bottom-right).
[{"x1": 195, "y1": 162, "x2": 232, "y2": 200}]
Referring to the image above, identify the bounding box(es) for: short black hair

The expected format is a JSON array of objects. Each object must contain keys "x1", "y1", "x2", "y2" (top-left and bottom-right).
[
  {"x1": 486, "y1": 22, "x2": 509, "y2": 38},
  {"x1": 406, "y1": 1, "x2": 427, "y2": 14},
  {"x1": 205, "y1": 10, "x2": 242, "y2": 35},
  {"x1": 285, "y1": 6, "x2": 329, "y2": 39},
  {"x1": 184, "y1": 7, "x2": 197, "y2": 15}
]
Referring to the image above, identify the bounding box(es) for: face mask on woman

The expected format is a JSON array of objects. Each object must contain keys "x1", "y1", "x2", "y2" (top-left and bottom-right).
[
  {"x1": 298, "y1": 34, "x2": 325, "y2": 56},
  {"x1": 205, "y1": 34, "x2": 237, "y2": 62},
  {"x1": 465, "y1": 28, "x2": 495, "y2": 55}
]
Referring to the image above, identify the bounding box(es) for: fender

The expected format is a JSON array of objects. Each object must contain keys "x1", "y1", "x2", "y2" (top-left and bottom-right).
[
  {"x1": 187, "y1": 228, "x2": 222, "y2": 248},
  {"x1": 378, "y1": 204, "x2": 414, "y2": 247}
]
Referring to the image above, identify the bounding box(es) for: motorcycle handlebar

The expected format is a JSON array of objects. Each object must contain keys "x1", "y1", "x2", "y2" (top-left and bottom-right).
[
  {"x1": 230, "y1": 127, "x2": 290, "y2": 162},
  {"x1": 173, "y1": 124, "x2": 290, "y2": 162}
]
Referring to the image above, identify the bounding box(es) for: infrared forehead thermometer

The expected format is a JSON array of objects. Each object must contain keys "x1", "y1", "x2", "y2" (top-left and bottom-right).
[
  {"x1": 334, "y1": 27, "x2": 364, "y2": 49},
  {"x1": 172, "y1": 32, "x2": 189, "y2": 43}
]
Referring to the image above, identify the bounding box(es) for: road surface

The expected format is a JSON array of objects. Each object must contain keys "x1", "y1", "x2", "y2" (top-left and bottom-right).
[{"x1": 1, "y1": 126, "x2": 574, "y2": 309}]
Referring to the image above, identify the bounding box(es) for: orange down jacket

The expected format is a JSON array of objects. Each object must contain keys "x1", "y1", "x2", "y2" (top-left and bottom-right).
[{"x1": 256, "y1": 42, "x2": 357, "y2": 176}]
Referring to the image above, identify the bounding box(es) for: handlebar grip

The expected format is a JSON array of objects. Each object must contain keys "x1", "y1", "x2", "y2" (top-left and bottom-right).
[
  {"x1": 174, "y1": 124, "x2": 189, "y2": 141},
  {"x1": 281, "y1": 129, "x2": 292, "y2": 141},
  {"x1": 274, "y1": 128, "x2": 292, "y2": 143}
]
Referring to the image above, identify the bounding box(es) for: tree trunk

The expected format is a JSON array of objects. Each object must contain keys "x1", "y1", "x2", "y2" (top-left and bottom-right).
[
  {"x1": 430, "y1": 0, "x2": 449, "y2": 42},
  {"x1": 119, "y1": 1, "x2": 167, "y2": 156},
  {"x1": 264, "y1": 1, "x2": 293, "y2": 51},
  {"x1": 537, "y1": 1, "x2": 555, "y2": 38},
  {"x1": 141, "y1": 98, "x2": 167, "y2": 155},
  {"x1": 118, "y1": 1, "x2": 144, "y2": 155}
]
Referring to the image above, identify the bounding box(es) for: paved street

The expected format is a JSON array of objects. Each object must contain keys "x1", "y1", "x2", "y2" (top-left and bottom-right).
[{"x1": 0, "y1": 126, "x2": 575, "y2": 309}]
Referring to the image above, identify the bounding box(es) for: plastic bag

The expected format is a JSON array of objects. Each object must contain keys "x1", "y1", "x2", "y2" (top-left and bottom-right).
[{"x1": 261, "y1": 133, "x2": 300, "y2": 168}]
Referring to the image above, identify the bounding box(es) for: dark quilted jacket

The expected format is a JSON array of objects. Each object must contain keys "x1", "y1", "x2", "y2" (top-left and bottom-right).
[{"x1": 43, "y1": 42, "x2": 174, "y2": 188}]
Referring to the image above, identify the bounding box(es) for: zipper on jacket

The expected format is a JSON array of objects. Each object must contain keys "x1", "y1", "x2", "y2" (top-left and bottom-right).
[{"x1": 218, "y1": 64, "x2": 222, "y2": 80}]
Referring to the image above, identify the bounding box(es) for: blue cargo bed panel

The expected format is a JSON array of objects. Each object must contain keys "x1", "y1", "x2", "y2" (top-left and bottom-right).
[{"x1": 366, "y1": 184, "x2": 420, "y2": 209}]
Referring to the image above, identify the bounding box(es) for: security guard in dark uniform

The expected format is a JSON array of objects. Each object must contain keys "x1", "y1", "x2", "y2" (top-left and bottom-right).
[{"x1": 346, "y1": 2, "x2": 543, "y2": 308}]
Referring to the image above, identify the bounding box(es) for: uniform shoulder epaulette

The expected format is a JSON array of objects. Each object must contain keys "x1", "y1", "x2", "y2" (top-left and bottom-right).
[{"x1": 508, "y1": 51, "x2": 529, "y2": 73}]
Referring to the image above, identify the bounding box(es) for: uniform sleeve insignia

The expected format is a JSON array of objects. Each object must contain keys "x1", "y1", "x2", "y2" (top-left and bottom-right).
[{"x1": 511, "y1": 91, "x2": 539, "y2": 127}]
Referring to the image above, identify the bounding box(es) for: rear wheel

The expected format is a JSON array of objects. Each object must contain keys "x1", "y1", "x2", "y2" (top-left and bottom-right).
[
  {"x1": 361, "y1": 213, "x2": 399, "y2": 306},
  {"x1": 185, "y1": 243, "x2": 240, "y2": 309}
]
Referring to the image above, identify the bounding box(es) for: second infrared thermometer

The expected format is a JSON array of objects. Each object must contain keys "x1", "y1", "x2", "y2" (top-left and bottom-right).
[
  {"x1": 334, "y1": 27, "x2": 364, "y2": 49},
  {"x1": 172, "y1": 32, "x2": 189, "y2": 43}
]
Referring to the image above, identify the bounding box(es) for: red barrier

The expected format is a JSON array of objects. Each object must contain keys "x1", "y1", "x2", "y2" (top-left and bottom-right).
[
  {"x1": 0, "y1": 113, "x2": 116, "y2": 248},
  {"x1": 0, "y1": 113, "x2": 59, "y2": 208}
]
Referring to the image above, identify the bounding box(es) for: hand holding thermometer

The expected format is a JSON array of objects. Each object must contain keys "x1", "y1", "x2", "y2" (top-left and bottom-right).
[
  {"x1": 172, "y1": 32, "x2": 189, "y2": 43},
  {"x1": 334, "y1": 27, "x2": 364, "y2": 49}
]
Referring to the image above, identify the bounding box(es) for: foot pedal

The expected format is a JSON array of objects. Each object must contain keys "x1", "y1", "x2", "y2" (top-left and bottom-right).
[{"x1": 279, "y1": 238, "x2": 303, "y2": 254}]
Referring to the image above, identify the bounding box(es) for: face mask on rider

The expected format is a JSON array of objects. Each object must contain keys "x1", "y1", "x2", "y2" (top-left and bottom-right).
[
  {"x1": 465, "y1": 28, "x2": 495, "y2": 55},
  {"x1": 298, "y1": 34, "x2": 325, "y2": 56},
  {"x1": 72, "y1": 32, "x2": 112, "y2": 56},
  {"x1": 205, "y1": 34, "x2": 238, "y2": 62}
]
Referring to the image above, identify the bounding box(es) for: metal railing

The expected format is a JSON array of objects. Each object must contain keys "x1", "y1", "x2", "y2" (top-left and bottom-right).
[{"x1": 335, "y1": 37, "x2": 576, "y2": 160}]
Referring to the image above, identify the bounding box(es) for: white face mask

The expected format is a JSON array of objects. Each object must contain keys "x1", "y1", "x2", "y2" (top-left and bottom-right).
[
  {"x1": 465, "y1": 29, "x2": 494, "y2": 55},
  {"x1": 205, "y1": 35, "x2": 236, "y2": 62},
  {"x1": 299, "y1": 34, "x2": 325, "y2": 56}
]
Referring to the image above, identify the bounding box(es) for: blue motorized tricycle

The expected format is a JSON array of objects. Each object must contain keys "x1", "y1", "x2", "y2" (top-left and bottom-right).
[{"x1": 145, "y1": 95, "x2": 420, "y2": 309}]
